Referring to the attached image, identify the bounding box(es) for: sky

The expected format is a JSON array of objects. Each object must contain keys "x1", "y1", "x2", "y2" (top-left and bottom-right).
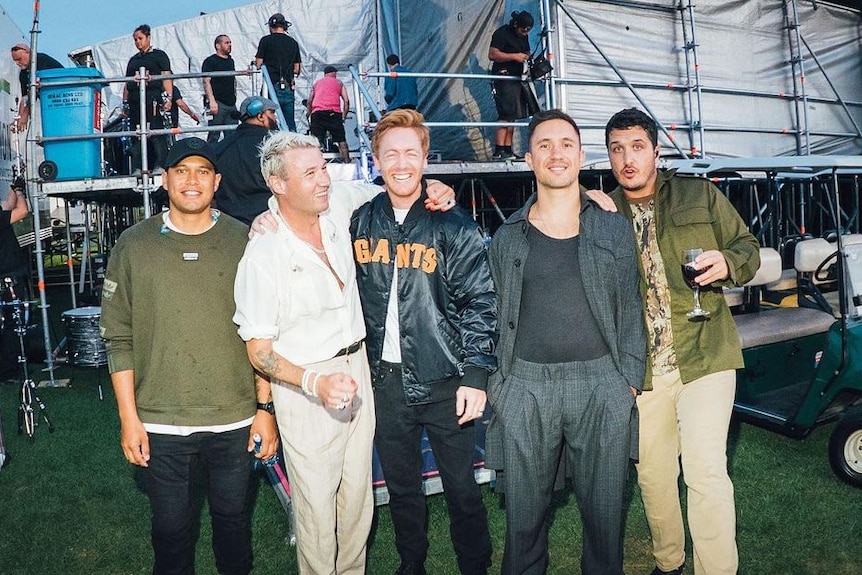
[{"x1": 2, "y1": 1, "x2": 253, "y2": 63}]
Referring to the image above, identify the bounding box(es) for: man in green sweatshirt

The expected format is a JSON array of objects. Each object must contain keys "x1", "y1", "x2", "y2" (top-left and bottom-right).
[{"x1": 100, "y1": 137, "x2": 278, "y2": 575}]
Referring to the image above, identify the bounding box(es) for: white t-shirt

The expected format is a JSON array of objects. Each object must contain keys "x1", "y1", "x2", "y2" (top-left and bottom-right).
[{"x1": 381, "y1": 207, "x2": 410, "y2": 362}]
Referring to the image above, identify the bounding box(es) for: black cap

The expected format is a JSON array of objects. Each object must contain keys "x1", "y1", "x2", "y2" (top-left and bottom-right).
[
  {"x1": 323, "y1": 65, "x2": 337, "y2": 74},
  {"x1": 163, "y1": 138, "x2": 219, "y2": 172},
  {"x1": 267, "y1": 13, "x2": 290, "y2": 28}
]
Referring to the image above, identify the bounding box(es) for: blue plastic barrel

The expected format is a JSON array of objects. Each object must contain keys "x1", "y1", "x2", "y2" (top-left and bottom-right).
[{"x1": 38, "y1": 67, "x2": 103, "y2": 180}]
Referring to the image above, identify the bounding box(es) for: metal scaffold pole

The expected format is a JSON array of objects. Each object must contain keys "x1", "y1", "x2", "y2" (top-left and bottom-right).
[
  {"x1": 785, "y1": 0, "x2": 812, "y2": 155},
  {"x1": 678, "y1": 0, "x2": 706, "y2": 158},
  {"x1": 25, "y1": 1, "x2": 57, "y2": 385}
]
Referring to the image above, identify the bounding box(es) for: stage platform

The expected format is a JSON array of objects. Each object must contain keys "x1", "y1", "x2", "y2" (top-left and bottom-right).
[
  {"x1": 40, "y1": 156, "x2": 862, "y2": 206},
  {"x1": 40, "y1": 158, "x2": 536, "y2": 203}
]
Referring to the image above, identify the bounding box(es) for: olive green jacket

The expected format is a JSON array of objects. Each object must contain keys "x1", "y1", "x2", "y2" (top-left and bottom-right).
[{"x1": 610, "y1": 169, "x2": 760, "y2": 389}]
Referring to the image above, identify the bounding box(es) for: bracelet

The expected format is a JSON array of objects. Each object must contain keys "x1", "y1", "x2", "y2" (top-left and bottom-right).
[
  {"x1": 311, "y1": 372, "x2": 323, "y2": 397},
  {"x1": 300, "y1": 369, "x2": 317, "y2": 396}
]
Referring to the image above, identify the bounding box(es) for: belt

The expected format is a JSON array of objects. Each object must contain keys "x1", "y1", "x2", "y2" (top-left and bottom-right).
[{"x1": 333, "y1": 340, "x2": 363, "y2": 359}]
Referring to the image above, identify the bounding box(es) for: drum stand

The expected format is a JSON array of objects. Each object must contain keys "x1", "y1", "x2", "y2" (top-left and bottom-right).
[{"x1": 7, "y1": 301, "x2": 55, "y2": 442}]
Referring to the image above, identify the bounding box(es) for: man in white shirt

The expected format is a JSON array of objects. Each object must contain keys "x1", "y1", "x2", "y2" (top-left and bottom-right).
[{"x1": 233, "y1": 132, "x2": 377, "y2": 575}]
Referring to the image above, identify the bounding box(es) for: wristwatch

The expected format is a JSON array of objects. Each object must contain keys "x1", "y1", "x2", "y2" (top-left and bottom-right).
[{"x1": 256, "y1": 401, "x2": 275, "y2": 415}]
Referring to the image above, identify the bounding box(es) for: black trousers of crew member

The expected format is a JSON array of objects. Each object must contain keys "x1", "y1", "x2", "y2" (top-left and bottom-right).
[
  {"x1": 374, "y1": 364, "x2": 492, "y2": 574},
  {"x1": 0, "y1": 270, "x2": 30, "y2": 380},
  {"x1": 128, "y1": 95, "x2": 170, "y2": 170},
  {"x1": 497, "y1": 355, "x2": 636, "y2": 575}
]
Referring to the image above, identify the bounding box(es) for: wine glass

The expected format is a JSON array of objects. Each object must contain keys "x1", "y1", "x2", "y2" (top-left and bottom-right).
[{"x1": 682, "y1": 248, "x2": 710, "y2": 321}]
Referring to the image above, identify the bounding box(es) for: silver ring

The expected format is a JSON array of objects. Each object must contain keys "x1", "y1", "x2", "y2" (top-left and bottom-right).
[
  {"x1": 447, "y1": 199, "x2": 455, "y2": 206},
  {"x1": 342, "y1": 393, "x2": 349, "y2": 402},
  {"x1": 338, "y1": 402, "x2": 346, "y2": 410},
  {"x1": 477, "y1": 411, "x2": 484, "y2": 416}
]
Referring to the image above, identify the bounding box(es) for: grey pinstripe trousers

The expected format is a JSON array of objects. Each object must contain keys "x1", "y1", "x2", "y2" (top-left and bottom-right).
[{"x1": 496, "y1": 354, "x2": 636, "y2": 575}]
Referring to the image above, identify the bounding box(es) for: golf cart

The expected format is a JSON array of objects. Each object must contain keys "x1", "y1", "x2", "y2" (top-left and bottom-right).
[{"x1": 669, "y1": 156, "x2": 862, "y2": 487}]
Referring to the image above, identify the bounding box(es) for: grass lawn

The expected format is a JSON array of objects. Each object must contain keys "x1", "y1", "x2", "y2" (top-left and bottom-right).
[{"x1": 0, "y1": 363, "x2": 858, "y2": 574}]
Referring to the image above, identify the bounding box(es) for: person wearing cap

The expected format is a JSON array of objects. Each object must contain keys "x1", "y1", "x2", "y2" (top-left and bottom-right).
[
  {"x1": 488, "y1": 10, "x2": 535, "y2": 160},
  {"x1": 100, "y1": 137, "x2": 278, "y2": 575},
  {"x1": 10, "y1": 43, "x2": 63, "y2": 132},
  {"x1": 201, "y1": 34, "x2": 238, "y2": 143},
  {"x1": 212, "y1": 96, "x2": 280, "y2": 225},
  {"x1": 307, "y1": 65, "x2": 351, "y2": 163},
  {"x1": 384, "y1": 54, "x2": 419, "y2": 112},
  {"x1": 255, "y1": 13, "x2": 302, "y2": 132}
]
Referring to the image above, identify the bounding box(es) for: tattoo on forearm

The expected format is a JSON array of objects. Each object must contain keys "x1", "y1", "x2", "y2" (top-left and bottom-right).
[
  {"x1": 255, "y1": 351, "x2": 281, "y2": 380},
  {"x1": 254, "y1": 372, "x2": 271, "y2": 401}
]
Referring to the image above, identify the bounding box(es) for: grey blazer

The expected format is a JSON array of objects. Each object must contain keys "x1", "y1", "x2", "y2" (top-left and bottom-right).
[{"x1": 485, "y1": 193, "x2": 647, "y2": 469}]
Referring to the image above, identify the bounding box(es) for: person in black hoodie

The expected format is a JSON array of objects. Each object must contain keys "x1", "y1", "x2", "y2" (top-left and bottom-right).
[{"x1": 212, "y1": 96, "x2": 279, "y2": 225}]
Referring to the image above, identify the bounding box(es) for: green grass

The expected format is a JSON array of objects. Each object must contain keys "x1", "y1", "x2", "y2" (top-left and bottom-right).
[{"x1": 1, "y1": 371, "x2": 859, "y2": 575}]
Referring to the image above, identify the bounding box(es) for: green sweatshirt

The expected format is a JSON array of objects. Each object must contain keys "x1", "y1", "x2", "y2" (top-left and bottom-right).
[{"x1": 100, "y1": 214, "x2": 255, "y2": 426}]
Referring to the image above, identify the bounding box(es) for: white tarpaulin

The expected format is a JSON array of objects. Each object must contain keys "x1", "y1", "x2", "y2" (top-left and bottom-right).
[
  {"x1": 76, "y1": 0, "x2": 861, "y2": 160},
  {"x1": 85, "y1": 0, "x2": 378, "y2": 139},
  {"x1": 552, "y1": 0, "x2": 862, "y2": 159}
]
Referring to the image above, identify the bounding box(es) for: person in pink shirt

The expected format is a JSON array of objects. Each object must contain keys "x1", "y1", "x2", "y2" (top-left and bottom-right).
[{"x1": 307, "y1": 65, "x2": 351, "y2": 163}]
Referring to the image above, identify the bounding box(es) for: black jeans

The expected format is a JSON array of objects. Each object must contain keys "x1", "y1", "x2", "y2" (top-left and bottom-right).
[
  {"x1": 142, "y1": 427, "x2": 254, "y2": 575},
  {"x1": 374, "y1": 364, "x2": 492, "y2": 574},
  {"x1": 0, "y1": 270, "x2": 29, "y2": 378},
  {"x1": 129, "y1": 97, "x2": 170, "y2": 170}
]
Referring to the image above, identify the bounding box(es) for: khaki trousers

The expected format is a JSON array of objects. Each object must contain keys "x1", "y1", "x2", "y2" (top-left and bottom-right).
[
  {"x1": 271, "y1": 346, "x2": 376, "y2": 575},
  {"x1": 635, "y1": 368, "x2": 738, "y2": 575}
]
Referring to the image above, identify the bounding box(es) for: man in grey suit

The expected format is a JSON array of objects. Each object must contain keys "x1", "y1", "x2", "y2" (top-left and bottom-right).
[{"x1": 486, "y1": 109, "x2": 646, "y2": 575}]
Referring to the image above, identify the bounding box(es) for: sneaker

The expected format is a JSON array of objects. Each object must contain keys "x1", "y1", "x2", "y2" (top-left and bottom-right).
[
  {"x1": 394, "y1": 561, "x2": 426, "y2": 575},
  {"x1": 649, "y1": 564, "x2": 685, "y2": 575}
]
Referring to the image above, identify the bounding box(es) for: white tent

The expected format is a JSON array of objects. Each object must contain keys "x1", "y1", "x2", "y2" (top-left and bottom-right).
[{"x1": 74, "y1": 0, "x2": 862, "y2": 160}]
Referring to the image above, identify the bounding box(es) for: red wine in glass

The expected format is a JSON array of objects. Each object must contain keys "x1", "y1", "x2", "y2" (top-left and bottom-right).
[
  {"x1": 682, "y1": 248, "x2": 710, "y2": 320},
  {"x1": 681, "y1": 263, "x2": 699, "y2": 288}
]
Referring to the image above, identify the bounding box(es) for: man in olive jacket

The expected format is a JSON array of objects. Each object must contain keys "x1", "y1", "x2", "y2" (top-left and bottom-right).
[{"x1": 606, "y1": 108, "x2": 759, "y2": 575}]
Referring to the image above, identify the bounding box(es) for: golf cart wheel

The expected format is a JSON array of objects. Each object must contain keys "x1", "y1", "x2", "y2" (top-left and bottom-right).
[
  {"x1": 829, "y1": 407, "x2": 862, "y2": 488},
  {"x1": 38, "y1": 160, "x2": 58, "y2": 182}
]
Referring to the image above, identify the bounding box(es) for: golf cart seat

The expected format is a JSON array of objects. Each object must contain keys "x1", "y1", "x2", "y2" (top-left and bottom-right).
[
  {"x1": 733, "y1": 246, "x2": 835, "y2": 349},
  {"x1": 723, "y1": 247, "x2": 783, "y2": 308}
]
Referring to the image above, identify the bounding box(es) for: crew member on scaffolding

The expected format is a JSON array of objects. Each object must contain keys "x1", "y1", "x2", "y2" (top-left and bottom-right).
[
  {"x1": 169, "y1": 86, "x2": 201, "y2": 130},
  {"x1": 488, "y1": 10, "x2": 534, "y2": 161},
  {"x1": 202, "y1": 34, "x2": 238, "y2": 144},
  {"x1": 122, "y1": 24, "x2": 173, "y2": 175},
  {"x1": 10, "y1": 43, "x2": 63, "y2": 133},
  {"x1": 384, "y1": 54, "x2": 418, "y2": 112},
  {"x1": 212, "y1": 96, "x2": 279, "y2": 225},
  {"x1": 255, "y1": 13, "x2": 302, "y2": 132},
  {"x1": 307, "y1": 65, "x2": 351, "y2": 163},
  {"x1": 0, "y1": 180, "x2": 31, "y2": 382}
]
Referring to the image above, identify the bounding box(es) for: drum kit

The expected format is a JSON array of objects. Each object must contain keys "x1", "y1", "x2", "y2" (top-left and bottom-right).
[{"x1": 1, "y1": 278, "x2": 54, "y2": 442}]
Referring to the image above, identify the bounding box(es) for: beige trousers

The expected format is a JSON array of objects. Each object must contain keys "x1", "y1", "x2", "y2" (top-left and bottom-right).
[
  {"x1": 636, "y1": 368, "x2": 738, "y2": 575},
  {"x1": 271, "y1": 346, "x2": 376, "y2": 575}
]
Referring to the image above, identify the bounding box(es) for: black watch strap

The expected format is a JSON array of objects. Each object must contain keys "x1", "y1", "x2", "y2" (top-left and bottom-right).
[{"x1": 256, "y1": 401, "x2": 275, "y2": 415}]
